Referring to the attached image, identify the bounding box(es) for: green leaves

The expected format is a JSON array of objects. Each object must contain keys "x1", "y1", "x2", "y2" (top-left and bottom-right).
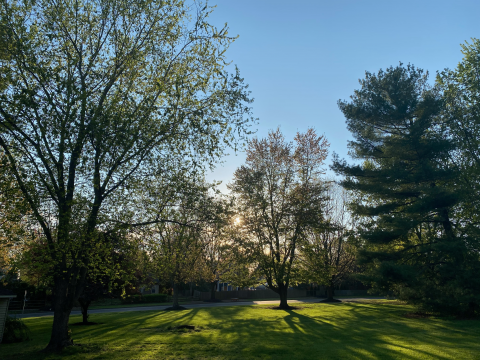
[
  {"x1": 335, "y1": 61, "x2": 480, "y2": 315},
  {"x1": 0, "y1": 0, "x2": 255, "y2": 347},
  {"x1": 230, "y1": 128, "x2": 329, "y2": 296}
]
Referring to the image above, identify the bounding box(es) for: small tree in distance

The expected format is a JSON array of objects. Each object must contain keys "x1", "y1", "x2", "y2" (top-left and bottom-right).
[
  {"x1": 298, "y1": 181, "x2": 357, "y2": 302},
  {"x1": 77, "y1": 231, "x2": 139, "y2": 324},
  {"x1": 201, "y1": 199, "x2": 232, "y2": 302},
  {"x1": 153, "y1": 221, "x2": 203, "y2": 310},
  {"x1": 148, "y1": 184, "x2": 229, "y2": 310},
  {"x1": 217, "y1": 221, "x2": 261, "y2": 291}
]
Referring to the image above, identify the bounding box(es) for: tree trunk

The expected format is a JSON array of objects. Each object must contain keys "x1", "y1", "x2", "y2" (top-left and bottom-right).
[
  {"x1": 210, "y1": 281, "x2": 217, "y2": 301},
  {"x1": 278, "y1": 285, "x2": 289, "y2": 309},
  {"x1": 326, "y1": 284, "x2": 334, "y2": 301},
  {"x1": 79, "y1": 299, "x2": 91, "y2": 324},
  {"x1": 172, "y1": 282, "x2": 180, "y2": 309},
  {"x1": 44, "y1": 280, "x2": 73, "y2": 351}
]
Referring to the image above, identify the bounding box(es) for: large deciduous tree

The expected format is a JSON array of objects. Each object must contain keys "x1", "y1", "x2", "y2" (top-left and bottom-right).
[
  {"x1": 439, "y1": 38, "x2": 480, "y2": 230},
  {"x1": 0, "y1": 0, "x2": 254, "y2": 349},
  {"x1": 230, "y1": 128, "x2": 328, "y2": 309},
  {"x1": 333, "y1": 64, "x2": 480, "y2": 315}
]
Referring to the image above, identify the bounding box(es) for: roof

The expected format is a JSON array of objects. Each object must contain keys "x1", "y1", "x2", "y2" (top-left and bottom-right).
[{"x1": 0, "y1": 288, "x2": 16, "y2": 298}]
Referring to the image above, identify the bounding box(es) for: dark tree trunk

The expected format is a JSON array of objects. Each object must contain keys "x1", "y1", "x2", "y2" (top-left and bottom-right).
[
  {"x1": 210, "y1": 281, "x2": 217, "y2": 301},
  {"x1": 326, "y1": 284, "x2": 335, "y2": 301},
  {"x1": 278, "y1": 284, "x2": 289, "y2": 309},
  {"x1": 44, "y1": 280, "x2": 74, "y2": 351},
  {"x1": 78, "y1": 298, "x2": 91, "y2": 324},
  {"x1": 171, "y1": 282, "x2": 180, "y2": 309},
  {"x1": 44, "y1": 263, "x2": 88, "y2": 351}
]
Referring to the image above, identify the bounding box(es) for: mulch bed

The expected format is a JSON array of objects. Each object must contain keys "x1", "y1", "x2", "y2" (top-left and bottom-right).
[{"x1": 173, "y1": 325, "x2": 195, "y2": 330}]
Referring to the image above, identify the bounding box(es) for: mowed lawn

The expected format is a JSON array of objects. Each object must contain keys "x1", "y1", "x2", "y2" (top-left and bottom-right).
[{"x1": 2, "y1": 301, "x2": 479, "y2": 360}]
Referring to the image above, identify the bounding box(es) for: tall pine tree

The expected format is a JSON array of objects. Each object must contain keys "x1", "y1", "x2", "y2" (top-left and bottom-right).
[{"x1": 333, "y1": 64, "x2": 480, "y2": 315}]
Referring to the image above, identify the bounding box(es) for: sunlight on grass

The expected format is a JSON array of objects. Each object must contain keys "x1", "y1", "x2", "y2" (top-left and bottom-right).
[{"x1": 2, "y1": 301, "x2": 479, "y2": 359}]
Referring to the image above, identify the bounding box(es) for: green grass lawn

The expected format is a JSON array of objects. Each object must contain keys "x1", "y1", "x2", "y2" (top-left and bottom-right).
[{"x1": 2, "y1": 300, "x2": 479, "y2": 359}]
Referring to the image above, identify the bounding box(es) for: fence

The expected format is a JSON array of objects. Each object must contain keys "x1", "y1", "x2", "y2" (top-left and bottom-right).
[
  {"x1": 333, "y1": 290, "x2": 369, "y2": 296},
  {"x1": 7, "y1": 299, "x2": 47, "y2": 311},
  {"x1": 194, "y1": 288, "x2": 372, "y2": 301},
  {"x1": 194, "y1": 288, "x2": 309, "y2": 301},
  {"x1": 7, "y1": 289, "x2": 374, "y2": 310}
]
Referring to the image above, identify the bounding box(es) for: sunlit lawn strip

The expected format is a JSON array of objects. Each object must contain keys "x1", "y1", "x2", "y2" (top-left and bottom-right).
[
  {"x1": 86, "y1": 295, "x2": 386, "y2": 310},
  {"x1": 2, "y1": 301, "x2": 479, "y2": 360}
]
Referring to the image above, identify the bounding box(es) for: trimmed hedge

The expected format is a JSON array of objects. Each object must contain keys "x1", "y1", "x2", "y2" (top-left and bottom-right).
[{"x1": 120, "y1": 293, "x2": 168, "y2": 304}]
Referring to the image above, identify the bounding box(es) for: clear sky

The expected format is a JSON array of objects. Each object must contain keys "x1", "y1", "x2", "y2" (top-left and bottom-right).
[{"x1": 204, "y1": 0, "x2": 480, "y2": 192}]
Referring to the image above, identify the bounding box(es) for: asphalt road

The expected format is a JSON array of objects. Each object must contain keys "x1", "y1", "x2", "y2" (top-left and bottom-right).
[{"x1": 14, "y1": 297, "x2": 385, "y2": 319}]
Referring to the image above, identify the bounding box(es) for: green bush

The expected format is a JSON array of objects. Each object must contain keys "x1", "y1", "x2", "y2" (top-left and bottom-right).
[
  {"x1": 2, "y1": 317, "x2": 31, "y2": 344},
  {"x1": 143, "y1": 294, "x2": 168, "y2": 302},
  {"x1": 120, "y1": 293, "x2": 168, "y2": 304},
  {"x1": 120, "y1": 294, "x2": 141, "y2": 304}
]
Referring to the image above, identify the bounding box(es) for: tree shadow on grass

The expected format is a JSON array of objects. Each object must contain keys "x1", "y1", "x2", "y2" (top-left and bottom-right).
[
  {"x1": 81, "y1": 304, "x2": 480, "y2": 360},
  {"x1": 195, "y1": 303, "x2": 480, "y2": 360},
  {"x1": 3, "y1": 303, "x2": 480, "y2": 360}
]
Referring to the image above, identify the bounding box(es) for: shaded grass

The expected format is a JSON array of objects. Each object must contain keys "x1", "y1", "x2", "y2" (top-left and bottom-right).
[
  {"x1": 2, "y1": 300, "x2": 479, "y2": 359},
  {"x1": 88, "y1": 301, "x2": 190, "y2": 310}
]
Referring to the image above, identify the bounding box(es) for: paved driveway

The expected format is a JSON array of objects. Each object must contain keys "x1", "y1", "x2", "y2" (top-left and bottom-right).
[{"x1": 14, "y1": 297, "x2": 385, "y2": 319}]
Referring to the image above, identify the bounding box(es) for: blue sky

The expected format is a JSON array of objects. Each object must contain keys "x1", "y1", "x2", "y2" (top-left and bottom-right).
[{"x1": 204, "y1": 0, "x2": 480, "y2": 192}]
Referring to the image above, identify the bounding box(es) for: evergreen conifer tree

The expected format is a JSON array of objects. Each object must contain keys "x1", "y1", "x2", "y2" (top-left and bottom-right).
[{"x1": 333, "y1": 64, "x2": 480, "y2": 315}]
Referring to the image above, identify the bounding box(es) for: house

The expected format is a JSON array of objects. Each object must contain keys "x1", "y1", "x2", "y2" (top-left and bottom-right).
[{"x1": 0, "y1": 288, "x2": 16, "y2": 344}]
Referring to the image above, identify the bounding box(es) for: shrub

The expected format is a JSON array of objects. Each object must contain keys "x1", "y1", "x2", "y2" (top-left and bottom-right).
[
  {"x1": 2, "y1": 317, "x2": 31, "y2": 344},
  {"x1": 120, "y1": 294, "x2": 141, "y2": 304},
  {"x1": 120, "y1": 293, "x2": 168, "y2": 304},
  {"x1": 142, "y1": 293, "x2": 168, "y2": 303}
]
